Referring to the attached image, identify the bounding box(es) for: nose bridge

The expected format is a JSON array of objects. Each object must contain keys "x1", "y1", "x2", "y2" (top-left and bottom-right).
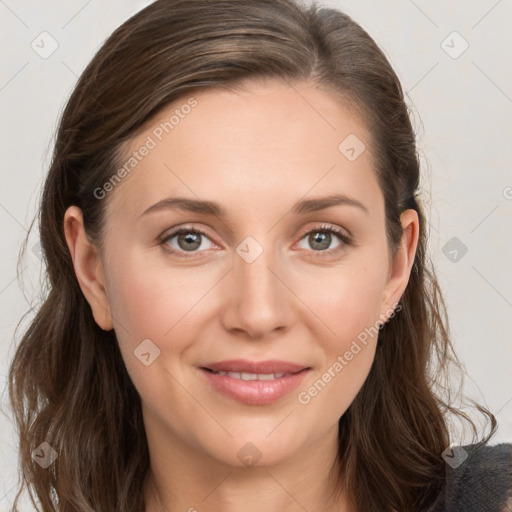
[{"x1": 221, "y1": 234, "x2": 291, "y2": 337}]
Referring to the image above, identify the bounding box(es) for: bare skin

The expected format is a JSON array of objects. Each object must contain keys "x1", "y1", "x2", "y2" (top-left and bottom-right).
[{"x1": 64, "y1": 78, "x2": 419, "y2": 512}]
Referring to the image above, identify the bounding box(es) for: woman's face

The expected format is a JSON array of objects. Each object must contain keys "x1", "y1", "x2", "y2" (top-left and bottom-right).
[{"x1": 65, "y1": 79, "x2": 418, "y2": 470}]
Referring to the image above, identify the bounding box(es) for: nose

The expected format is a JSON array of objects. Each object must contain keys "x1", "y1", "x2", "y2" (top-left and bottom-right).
[{"x1": 219, "y1": 239, "x2": 293, "y2": 340}]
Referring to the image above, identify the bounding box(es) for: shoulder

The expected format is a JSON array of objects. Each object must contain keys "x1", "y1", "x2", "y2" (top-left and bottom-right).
[{"x1": 429, "y1": 443, "x2": 512, "y2": 512}]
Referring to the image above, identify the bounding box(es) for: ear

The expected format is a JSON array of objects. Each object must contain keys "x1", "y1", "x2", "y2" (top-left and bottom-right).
[
  {"x1": 379, "y1": 209, "x2": 420, "y2": 319},
  {"x1": 63, "y1": 206, "x2": 113, "y2": 331}
]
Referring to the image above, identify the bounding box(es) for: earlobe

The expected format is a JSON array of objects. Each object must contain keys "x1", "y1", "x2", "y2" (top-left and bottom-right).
[
  {"x1": 63, "y1": 206, "x2": 114, "y2": 331},
  {"x1": 380, "y1": 208, "x2": 420, "y2": 318}
]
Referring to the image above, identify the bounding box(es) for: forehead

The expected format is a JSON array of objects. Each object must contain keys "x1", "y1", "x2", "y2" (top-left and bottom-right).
[{"x1": 104, "y1": 79, "x2": 380, "y2": 221}]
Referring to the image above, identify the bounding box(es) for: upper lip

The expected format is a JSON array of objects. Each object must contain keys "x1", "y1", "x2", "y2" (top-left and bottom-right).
[{"x1": 202, "y1": 359, "x2": 310, "y2": 374}]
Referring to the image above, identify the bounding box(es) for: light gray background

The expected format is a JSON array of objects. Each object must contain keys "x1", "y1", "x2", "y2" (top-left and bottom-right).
[{"x1": 1, "y1": 0, "x2": 511, "y2": 509}]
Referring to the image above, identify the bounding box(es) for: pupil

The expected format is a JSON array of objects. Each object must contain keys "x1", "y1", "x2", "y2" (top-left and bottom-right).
[
  {"x1": 179, "y1": 232, "x2": 201, "y2": 251},
  {"x1": 310, "y1": 231, "x2": 331, "y2": 251}
]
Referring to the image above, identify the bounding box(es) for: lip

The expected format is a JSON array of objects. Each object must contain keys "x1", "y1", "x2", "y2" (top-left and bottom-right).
[{"x1": 199, "y1": 359, "x2": 311, "y2": 405}]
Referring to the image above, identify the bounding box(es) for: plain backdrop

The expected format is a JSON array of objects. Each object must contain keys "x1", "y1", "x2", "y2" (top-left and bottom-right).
[{"x1": 1, "y1": 0, "x2": 511, "y2": 509}]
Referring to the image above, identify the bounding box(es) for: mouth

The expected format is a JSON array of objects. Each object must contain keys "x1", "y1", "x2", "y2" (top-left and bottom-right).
[
  {"x1": 202, "y1": 369, "x2": 298, "y2": 380},
  {"x1": 201, "y1": 358, "x2": 309, "y2": 374},
  {"x1": 199, "y1": 359, "x2": 311, "y2": 405}
]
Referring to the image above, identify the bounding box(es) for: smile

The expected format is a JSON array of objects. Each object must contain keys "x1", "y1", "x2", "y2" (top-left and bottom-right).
[
  {"x1": 199, "y1": 366, "x2": 310, "y2": 405},
  {"x1": 209, "y1": 371, "x2": 293, "y2": 380}
]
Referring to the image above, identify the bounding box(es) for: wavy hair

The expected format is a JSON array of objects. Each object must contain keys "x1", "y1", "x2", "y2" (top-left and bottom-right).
[{"x1": 8, "y1": 0, "x2": 496, "y2": 510}]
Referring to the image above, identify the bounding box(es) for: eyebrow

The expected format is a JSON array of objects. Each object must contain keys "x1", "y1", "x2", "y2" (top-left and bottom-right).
[{"x1": 139, "y1": 193, "x2": 369, "y2": 219}]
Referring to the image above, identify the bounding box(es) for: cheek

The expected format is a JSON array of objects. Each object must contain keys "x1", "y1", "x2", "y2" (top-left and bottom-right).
[
  {"x1": 297, "y1": 340, "x2": 377, "y2": 429},
  {"x1": 293, "y1": 259, "x2": 387, "y2": 416},
  {"x1": 296, "y1": 287, "x2": 380, "y2": 426},
  {"x1": 104, "y1": 253, "x2": 220, "y2": 371},
  {"x1": 296, "y1": 256, "x2": 388, "y2": 342},
  {"x1": 105, "y1": 250, "x2": 207, "y2": 334},
  {"x1": 103, "y1": 256, "x2": 207, "y2": 409}
]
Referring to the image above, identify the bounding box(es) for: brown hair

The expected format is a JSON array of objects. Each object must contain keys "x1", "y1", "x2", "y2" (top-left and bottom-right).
[{"x1": 9, "y1": 0, "x2": 496, "y2": 510}]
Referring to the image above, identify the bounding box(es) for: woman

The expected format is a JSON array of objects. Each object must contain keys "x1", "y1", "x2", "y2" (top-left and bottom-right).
[{"x1": 8, "y1": 0, "x2": 511, "y2": 511}]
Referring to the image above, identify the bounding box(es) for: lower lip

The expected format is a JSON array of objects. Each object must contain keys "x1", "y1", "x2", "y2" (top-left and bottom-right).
[{"x1": 199, "y1": 368, "x2": 310, "y2": 405}]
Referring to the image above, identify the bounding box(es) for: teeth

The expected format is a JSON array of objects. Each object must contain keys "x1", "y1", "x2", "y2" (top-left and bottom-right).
[
  {"x1": 258, "y1": 373, "x2": 276, "y2": 380},
  {"x1": 213, "y1": 371, "x2": 291, "y2": 380}
]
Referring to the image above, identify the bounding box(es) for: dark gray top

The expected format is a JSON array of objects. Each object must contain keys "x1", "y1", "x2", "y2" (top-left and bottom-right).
[{"x1": 428, "y1": 443, "x2": 512, "y2": 511}]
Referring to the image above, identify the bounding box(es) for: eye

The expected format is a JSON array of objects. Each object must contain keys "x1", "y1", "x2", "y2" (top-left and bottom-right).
[
  {"x1": 160, "y1": 227, "x2": 215, "y2": 256},
  {"x1": 296, "y1": 224, "x2": 352, "y2": 255},
  {"x1": 159, "y1": 223, "x2": 352, "y2": 259}
]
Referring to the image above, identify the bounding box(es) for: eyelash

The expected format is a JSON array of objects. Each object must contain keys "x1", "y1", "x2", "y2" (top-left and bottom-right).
[{"x1": 159, "y1": 224, "x2": 352, "y2": 259}]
